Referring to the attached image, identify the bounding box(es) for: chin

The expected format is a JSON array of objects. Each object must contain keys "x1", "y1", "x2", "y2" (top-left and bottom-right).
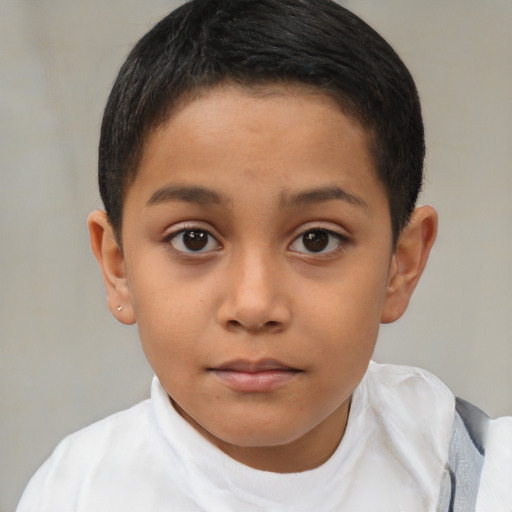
[{"x1": 205, "y1": 417, "x2": 311, "y2": 449}]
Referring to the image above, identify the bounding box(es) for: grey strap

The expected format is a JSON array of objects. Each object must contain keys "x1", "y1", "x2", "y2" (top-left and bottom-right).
[{"x1": 437, "y1": 398, "x2": 490, "y2": 512}]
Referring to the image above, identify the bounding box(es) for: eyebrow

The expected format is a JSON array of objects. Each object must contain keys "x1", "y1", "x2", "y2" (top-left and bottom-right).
[
  {"x1": 146, "y1": 185, "x2": 226, "y2": 206},
  {"x1": 146, "y1": 183, "x2": 367, "y2": 210},
  {"x1": 281, "y1": 185, "x2": 368, "y2": 210}
]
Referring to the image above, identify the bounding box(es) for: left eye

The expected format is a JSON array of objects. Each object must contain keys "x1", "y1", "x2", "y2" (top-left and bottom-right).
[
  {"x1": 289, "y1": 229, "x2": 345, "y2": 254},
  {"x1": 169, "y1": 229, "x2": 220, "y2": 253}
]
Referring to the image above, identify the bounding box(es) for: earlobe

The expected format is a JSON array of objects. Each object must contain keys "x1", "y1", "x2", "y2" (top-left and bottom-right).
[
  {"x1": 87, "y1": 210, "x2": 136, "y2": 325},
  {"x1": 381, "y1": 205, "x2": 438, "y2": 324}
]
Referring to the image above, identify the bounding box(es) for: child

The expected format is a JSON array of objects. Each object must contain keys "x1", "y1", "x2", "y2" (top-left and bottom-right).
[{"x1": 17, "y1": 0, "x2": 511, "y2": 510}]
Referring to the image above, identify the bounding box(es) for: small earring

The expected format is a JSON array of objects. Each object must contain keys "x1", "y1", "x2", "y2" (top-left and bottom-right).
[{"x1": 117, "y1": 305, "x2": 123, "y2": 312}]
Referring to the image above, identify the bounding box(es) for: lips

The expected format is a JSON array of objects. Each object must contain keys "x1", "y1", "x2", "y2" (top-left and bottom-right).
[{"x1": 209, "y1": 359, "x2": 302, "y2": 393}]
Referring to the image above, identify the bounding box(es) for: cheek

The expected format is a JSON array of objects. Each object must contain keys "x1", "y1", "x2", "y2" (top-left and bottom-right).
[
  {"x1": 298, "y1": 267, "x2": 389, "y2": 363},
  {"x1": 130, "y1": 280, "x2": 211, "y2": 369},
  {"x1": 125, "y1": 255, "x2": 225, "y2": 379},
  {"x1": 302, "y1": 268, "x2": 388, "y2": 330},
  {"x1": 129, "y1": 255, "x2": 214, "y2": 323}
]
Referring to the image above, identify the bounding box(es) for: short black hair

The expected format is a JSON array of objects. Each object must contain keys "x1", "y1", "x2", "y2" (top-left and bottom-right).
[{"x1": 99, "y1": 0, "x2": 424, "y2": 244}]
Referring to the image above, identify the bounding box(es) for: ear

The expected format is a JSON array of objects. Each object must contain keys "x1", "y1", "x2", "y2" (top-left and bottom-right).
[
  {"x1": 381, "y1": 205, "x2": 438, "y2": 324},
  {"x1": 87, "y1": 210, "x2": 136, "y2": 325}
]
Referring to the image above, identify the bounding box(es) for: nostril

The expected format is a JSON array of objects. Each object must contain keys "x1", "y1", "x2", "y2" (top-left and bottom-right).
[
  {"x1": 224, "y1": 319, "x2": 282, "y2": 333},
  {"x1": 226, "y1": 320, "x2": 242, "y2": 329},
  {"x1": 261, "y1": 320, "x2": 284, "y2": 333}
]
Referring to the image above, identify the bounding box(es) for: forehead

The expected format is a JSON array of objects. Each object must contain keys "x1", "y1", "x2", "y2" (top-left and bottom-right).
[{"x1": 126, "y1": 84, "x2": 385, "y2": 216}]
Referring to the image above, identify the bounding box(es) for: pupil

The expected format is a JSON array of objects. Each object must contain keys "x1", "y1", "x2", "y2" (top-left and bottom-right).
[
  {"x1": 303, "y1": 230, "x2": 328, "y2": 252},
  {"x1": 183, "y1": 230, "x2": 208, "y2": 251}
]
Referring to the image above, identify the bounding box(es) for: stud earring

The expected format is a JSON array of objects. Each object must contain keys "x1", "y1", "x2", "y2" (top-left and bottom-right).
[{"x1": 117, "y1": 305, "x2": 123, "y2": 312}]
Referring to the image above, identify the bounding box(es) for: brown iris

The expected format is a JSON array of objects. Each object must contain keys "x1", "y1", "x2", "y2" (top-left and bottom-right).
[
  {"x1": 302, "y1": 230, "x2": 329, "y2": 252},
  {"x1": 182, "y1": 230, "x2": 209, "y2": 251}
]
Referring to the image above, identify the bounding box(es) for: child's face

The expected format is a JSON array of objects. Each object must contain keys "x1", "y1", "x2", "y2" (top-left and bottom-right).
[{"x1": 99, "y1": 85, "x2": 414, "y2": 471}]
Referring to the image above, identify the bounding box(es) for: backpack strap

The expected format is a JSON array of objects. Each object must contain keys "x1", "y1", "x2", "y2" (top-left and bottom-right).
[{"x1": 437, "y1": 397, "x2": 490, "y2": 512}]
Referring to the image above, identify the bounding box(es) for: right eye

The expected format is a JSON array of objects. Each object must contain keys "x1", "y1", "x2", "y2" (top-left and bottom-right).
[{"x1": 168, "y1": 229, "x2": 220, "y2": 253}]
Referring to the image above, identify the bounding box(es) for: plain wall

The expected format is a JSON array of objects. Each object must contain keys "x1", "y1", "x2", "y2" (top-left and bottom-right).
[{"x1": 1, "y1": 1, "x2": 510, "y2": 510}]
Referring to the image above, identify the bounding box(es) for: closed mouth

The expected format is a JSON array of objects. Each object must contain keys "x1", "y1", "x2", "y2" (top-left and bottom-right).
[
  {"x1": 209, "y1": 358, "x2": 302, "y2": 373},
  {"x1": 208, "y1": 359, "x2": 303, "y2": 392}
]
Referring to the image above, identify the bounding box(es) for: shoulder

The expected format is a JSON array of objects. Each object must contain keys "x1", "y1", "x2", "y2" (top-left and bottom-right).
[
  {"x1": 363, "y1": 362, "x2": 456, "y2": 480},
  {"x1": 365, "y1": 360, "x2": 454, "y2": 414},
  {"x1": 48, "y1": 398, "x2": 154, "y2": 466},
  {"x1": 473, "y1": 411, "x2": 512, "y2": 510},
  {"x1": 360, "y1": 361, "x2": 456, "y2": 448},
  {"x1": 363, "y1": 362, "x2": 512, "y2": 511},
  {"x1": 17, "y1": 399, "x2": 155, "y2": 512}
]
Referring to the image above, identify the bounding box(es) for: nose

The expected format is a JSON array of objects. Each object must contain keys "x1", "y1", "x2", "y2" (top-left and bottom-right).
[{"x1": 216, "y1": 249, "x2": 292, "y2": 334}]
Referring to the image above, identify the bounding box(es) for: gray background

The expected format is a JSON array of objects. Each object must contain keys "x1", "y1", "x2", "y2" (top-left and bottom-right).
[{"x1": 1, "y1": 1, "x2": 511, "y2": 510}]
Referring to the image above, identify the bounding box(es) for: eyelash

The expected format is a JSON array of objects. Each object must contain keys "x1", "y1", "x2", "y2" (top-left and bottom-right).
[
  {"x1": 164, "y1": 227, "x2": 222, "y2": 254},
  {"x1": 163, "y1": 225, "x2": 349, "y2": 257},
  {"x1": 288, "y1": 228, "x2": 348, "y2": 256}
]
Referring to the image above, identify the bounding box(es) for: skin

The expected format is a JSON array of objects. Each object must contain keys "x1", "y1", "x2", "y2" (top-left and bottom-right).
[{"x1": 89, "y1": 84, "x2": 437, "y2": 473}]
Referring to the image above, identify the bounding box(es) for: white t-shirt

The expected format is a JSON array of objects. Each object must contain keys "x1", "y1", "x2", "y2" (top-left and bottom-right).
[{"x1": 17, "y1": 362, "x2": 512, "y2": 512}]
